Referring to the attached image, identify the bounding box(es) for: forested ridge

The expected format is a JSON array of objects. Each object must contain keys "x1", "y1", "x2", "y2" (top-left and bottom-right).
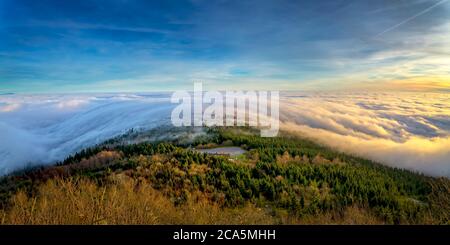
[{"x1": 0, "y1": 127, "x2": 448, "y2": 224}]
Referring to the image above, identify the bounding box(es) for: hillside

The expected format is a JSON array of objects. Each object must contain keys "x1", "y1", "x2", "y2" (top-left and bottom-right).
[{"x1": 0, "y1": 127, "x2": 449, "y2": 224}]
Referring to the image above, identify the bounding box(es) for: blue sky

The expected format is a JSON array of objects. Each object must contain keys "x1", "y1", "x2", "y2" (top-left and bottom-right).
[{"x1": 0, "y1": 0, "x2": 449, "y2": 93}]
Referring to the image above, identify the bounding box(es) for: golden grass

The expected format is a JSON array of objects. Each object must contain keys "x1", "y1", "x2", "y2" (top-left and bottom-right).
[
  {"x1": 276, "y1": 205, "x2": 385, "y2": 224},
  {"x1": 0, "y1": 176, "x2": 275, "y2": 225}
]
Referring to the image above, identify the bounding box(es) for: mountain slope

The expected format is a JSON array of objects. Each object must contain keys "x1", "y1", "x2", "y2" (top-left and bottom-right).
[{"x1": 0, "y1": 127, "x2": 449, "y2": 224}]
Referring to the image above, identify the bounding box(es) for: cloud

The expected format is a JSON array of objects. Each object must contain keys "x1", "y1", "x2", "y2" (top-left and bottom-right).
[
  {"x1": 28, "y1": 20, "x2": 173, "y2": 34},
  {"x1": 56, "y1": 99, "x2": 89, "y2": 109},
  {"x1": 0, "y1": 103, "x2": 21, "y2": 112},
  {"x1": 0, "y1": 94, "x2": 174, "y2": 175},
  {"x1": 280, "y1": 92, "x2": 450, "y2": 177}
]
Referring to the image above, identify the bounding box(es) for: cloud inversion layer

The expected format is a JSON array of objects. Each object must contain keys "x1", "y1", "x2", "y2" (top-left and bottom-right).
[
  {"x1": 0, "y1": 93, "x2": 174, "y2": 175},
  {"x1": 280, "y1": 92, "x2": 450, "y2": 177}
]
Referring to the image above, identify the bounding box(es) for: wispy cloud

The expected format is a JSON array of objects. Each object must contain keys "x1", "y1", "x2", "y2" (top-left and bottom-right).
[{"x1": 27, "y1": 20, "x2": 173, "y2": 34}]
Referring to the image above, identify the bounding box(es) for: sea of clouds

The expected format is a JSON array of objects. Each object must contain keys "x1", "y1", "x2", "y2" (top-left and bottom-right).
[
  {"x1": 0, "y1": 92, "x2": 449, "y2": 177},
  {"x1": 280, "y1": 92, "x2": 450, "y2": 177},
  {"x1": 0, "y1": 93, "x2": 175, "y2": 175}
]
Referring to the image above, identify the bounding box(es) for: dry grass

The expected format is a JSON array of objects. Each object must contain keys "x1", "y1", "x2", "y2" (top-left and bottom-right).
[
  {"x1": 275, "y1": 205, "x2": 385, "y2": 224},
  {"x1": 0, "y1": 176, "x2": 275, "y2": 225}
]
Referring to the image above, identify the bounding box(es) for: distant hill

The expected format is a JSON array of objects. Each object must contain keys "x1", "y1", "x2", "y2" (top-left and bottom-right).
[{"x1": 0, "y1": 127, "x2": 448, "y2": 224}]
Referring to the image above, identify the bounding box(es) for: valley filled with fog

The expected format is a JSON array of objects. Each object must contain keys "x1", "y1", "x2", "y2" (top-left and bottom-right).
[{"x1": 0, "y1": 92, "x2": 449, "y2": 177}]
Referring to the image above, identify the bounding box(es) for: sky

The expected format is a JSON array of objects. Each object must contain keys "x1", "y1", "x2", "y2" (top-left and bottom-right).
[{"x1": 0, "y1": 0, "x2": 449, "y2": 93}]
